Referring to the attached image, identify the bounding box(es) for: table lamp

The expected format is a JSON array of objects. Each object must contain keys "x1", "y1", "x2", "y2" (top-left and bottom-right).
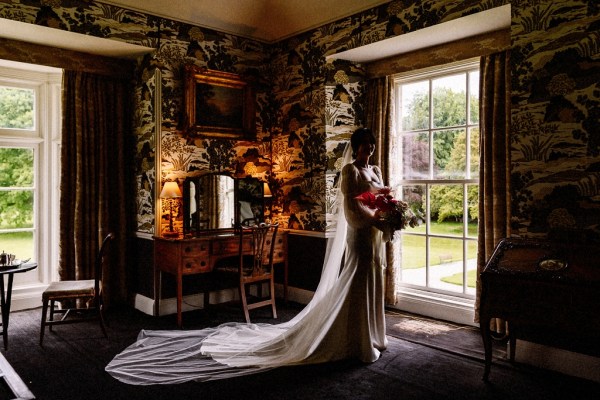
[
  {"x1": 160, "y1": 181, "x2": 182, "y2": 237},
  {"x1": 263, "y1": 182, "x2": 273, "y2": 222},
  {"x1": 263, "y1": 182, "x2": 272, "y2": 198}
]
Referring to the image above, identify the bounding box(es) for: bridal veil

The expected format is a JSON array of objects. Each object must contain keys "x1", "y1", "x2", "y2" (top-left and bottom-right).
[{"x1": 106, "y1": 145, "x2": 357, "y2": 384}]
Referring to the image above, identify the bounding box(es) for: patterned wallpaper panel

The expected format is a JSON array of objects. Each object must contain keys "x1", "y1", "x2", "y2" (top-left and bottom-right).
[
  {"x1": 510, "y1": 0, "x2": 600, "y2": 241},
  {"x1": 1, "y1": 0, "x2": 598, "y2": 240}
]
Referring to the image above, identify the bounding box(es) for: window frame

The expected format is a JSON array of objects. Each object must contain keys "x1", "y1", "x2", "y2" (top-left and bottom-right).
[
  {"x1": 392, "y1": 58, "x2": 480, "y2": 303},
  {"x1": 0, "y1": 60, "x2": 62, "y2": 309}
]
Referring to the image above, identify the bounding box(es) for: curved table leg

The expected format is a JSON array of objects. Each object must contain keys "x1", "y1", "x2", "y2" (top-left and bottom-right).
[{"x1": 480, "y1": 316, "x2": 492, "y2": 381}]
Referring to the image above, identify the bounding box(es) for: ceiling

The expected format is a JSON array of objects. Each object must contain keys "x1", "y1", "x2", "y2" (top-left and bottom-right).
[
  {"x1": 101, "y1": 0, "x2": 392, "y2": 43},
  {"x1": 0, "y1": 1, "x2": 510, "y2": 64}
]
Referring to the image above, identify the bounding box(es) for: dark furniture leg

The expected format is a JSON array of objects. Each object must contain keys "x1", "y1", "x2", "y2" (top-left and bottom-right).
[{"x1": 480, "y1": 316, "x2": 492, "y2": 381}]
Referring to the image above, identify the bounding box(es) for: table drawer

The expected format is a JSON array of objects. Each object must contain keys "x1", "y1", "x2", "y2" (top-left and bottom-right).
[
  {"x1": 212, "y1": 238, "x2": 250, "y2": 255},
  {"x1": 181, "y1": 241, "x2": 209, "y2": 257},
  {"x1": 181, "y1": 257, "x2": 210, "y2": 274},
  {"x1": 273, "y1": 234, "x2": 286, "y2": 264}
]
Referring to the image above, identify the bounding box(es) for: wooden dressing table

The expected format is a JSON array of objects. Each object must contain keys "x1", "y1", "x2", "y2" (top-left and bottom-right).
[{"x1": 154, "y1": 230, "x2": 288, "y2": 327}]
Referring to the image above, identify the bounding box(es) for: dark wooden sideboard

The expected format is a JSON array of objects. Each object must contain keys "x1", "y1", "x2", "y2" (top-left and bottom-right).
[
  {"x1": 480, "y1": 238, "x2": 600, "y2": 380},
  {"x1": 154, "y1": 230, "x2": 288, "y2": 327}
]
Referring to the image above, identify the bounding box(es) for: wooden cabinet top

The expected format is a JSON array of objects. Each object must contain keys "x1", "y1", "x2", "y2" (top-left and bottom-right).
[{"x1": 483, "y1": 238, "x2": 600, "y2": 285}]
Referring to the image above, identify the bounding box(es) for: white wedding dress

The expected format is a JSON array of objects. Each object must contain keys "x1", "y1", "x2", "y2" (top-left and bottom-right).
[{"x1": 106, "y1": 150, "x2": 387, "y2": 385}]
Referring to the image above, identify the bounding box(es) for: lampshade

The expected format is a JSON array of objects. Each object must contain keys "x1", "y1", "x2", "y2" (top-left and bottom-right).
[
  {"x1": 160, "y1": 181, "x2": 182, "y2": 198},
  {"x1": 263, "y1": 182, "x2": 272, "y2": 198}
]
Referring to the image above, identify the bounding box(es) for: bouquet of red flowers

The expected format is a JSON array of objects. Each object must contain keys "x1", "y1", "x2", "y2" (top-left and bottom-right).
[{"x1": 355, "y1": 188, "x2": 420, "y2": 242}]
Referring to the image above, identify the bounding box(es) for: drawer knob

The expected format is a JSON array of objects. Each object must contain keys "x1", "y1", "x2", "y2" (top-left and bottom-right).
[
  {"x1": 185, "y1": 262, "x2": 192, "y2": 269},
  {"x1": 184, "y1": 247, "x2": 191, "y2": 253},
  {"x1": 201, "y1": 261, "x2": 206, "y2": 266}
]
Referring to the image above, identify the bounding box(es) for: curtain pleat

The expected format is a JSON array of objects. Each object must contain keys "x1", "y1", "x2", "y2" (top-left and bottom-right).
[
  {"x1": 475, "y1": 51, "x2": 511, "y2": 329},
  {"x1": 365, "y1": 76, "x2": 400, "y2": 305},
  {"x1": 59, "y1": 70, "x2": 132, "y2": 306}
]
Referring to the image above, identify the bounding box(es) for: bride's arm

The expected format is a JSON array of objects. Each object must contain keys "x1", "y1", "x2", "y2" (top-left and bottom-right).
[{"x1": 342, "y1": 164, "x2": 381, "y2": 226}]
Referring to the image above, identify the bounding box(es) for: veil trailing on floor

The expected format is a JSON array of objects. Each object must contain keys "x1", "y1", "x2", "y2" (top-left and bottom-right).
[{"x1": 106, "y1": 145, "x2": 354, "y2": 384}]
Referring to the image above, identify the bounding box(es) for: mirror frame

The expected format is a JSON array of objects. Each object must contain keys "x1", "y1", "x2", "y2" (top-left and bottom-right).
[{"x1": 182, "y1": 174, "x2": 264, "y2": 236}]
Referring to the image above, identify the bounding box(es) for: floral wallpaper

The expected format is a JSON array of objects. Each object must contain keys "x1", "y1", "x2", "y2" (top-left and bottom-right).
[
  {"x1": 510, "y1": 0, "x2": 600, "y2": 241},
  {"x1": 1, "y1": 0, "x2": 598, "y2": 240}
]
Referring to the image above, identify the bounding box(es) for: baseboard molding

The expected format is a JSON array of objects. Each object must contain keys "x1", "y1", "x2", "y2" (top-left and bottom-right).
[
  {"x1": 10, "y1": 283, "x2": 47, "y2": 312},
  {"x1": 132, "y1": 284, "x2": 313, "y2": 316},
  {"x1": 515, "y1": 340, "x2": 600, "y2": 383}
]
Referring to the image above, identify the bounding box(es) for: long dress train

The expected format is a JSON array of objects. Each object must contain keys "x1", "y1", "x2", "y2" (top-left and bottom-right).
[{"x1": 106, "y1": 156, "x2": 387, "y2": 384}]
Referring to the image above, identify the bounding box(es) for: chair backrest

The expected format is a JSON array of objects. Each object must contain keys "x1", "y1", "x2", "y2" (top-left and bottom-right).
[
  {"x1": 238, "y1": 222, "x2": 279, "y2": 277},
  {"x1": 94, "y1": 233, "x2": 114, "y2": 295},
  {"x1": 236, "y1": 217, "x2": 259, "y2": 234}
]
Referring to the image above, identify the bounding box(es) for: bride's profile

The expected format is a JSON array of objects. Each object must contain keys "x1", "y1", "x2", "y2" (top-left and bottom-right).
[{"x1": 106, "y1": 127, "x2": 388, "y2": 384}]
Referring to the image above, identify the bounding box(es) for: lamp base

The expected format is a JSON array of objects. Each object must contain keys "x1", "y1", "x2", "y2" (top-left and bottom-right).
[{"x1": 162, "y1": 230, "x2": 179, "y2": 238}]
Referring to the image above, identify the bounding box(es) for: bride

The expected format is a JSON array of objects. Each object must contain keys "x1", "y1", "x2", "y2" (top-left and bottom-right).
[{"x1": 106, "y1": 128, "x2": 388, "y2": 384}]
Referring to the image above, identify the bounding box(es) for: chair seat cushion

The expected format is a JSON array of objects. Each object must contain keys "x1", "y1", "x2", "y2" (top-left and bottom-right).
[{"x1": 42, "y1": 279, "x2": 95, "y2": 301}]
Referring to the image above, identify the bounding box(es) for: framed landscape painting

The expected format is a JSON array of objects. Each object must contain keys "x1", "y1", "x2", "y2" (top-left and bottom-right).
[{"x1": 183, "y1": 66, "x2": 255, "y2": 139}]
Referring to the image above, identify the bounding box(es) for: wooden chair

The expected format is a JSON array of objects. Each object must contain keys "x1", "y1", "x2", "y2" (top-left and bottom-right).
[
  {"x1": 40, "y1": 232, "x2": 114, "y2": 345},
  {"x1": 212, "y1": 222, "x2": 279, "y2": 323},
  {"x1": 238, "y1": 222, "x2": 279, "y2": 323}
]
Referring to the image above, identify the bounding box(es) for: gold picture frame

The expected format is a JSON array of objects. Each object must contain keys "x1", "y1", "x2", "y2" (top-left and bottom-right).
[{"x1": 183, "y1": 65, "x2": 256, "y2": 139}]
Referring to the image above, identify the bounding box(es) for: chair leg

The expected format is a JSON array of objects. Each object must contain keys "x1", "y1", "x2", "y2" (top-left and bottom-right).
[
  {"x1": 203, "y1": 290, "x2": 210, "y2": 310},
  {"x1": 270, "y1": 277, "x2": 277, "y2": 319},
  {"x1": 40, "y1": 299, "x2": 49, "y2": 346},
  {"x1": 49, "y1": 299, "x2": 55, "y2": 332},
  {"x1": 240, "y1": 284, "x2": 251, "y2": 323},
  {"x1": 97, "y1": 299, "x2": 108, "y2": 339}
]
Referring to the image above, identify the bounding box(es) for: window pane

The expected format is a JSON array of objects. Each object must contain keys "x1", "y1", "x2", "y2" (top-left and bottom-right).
[
  {"x1": 432, "y1": 74, "x2": 466, "y2": 128},
  {"x1": 433, "y1": 129, "x2": 464, "y2": 179},
  {"x1": 399, "y1": 184, "x2": 425, "y2": 234},
  {"x1": 0, "y1": 190, "x2": 34, "y2": 229},
  {"x1": 0, "y1": 231, "x2": 34, "y2": 261},
  {"x1": 0, "y1": 147, "x2": 34, "y2": 186},
  {"x1": 402, "y1": 132, "x2": 429, "y2": 179},
  {"x1": 430, "y1": 184, "x2": 463, "y2": 236},
  {"x1": 0, "y1": 86, "x2": 35, "y2": 130},
  {"x1": 467, "y1": 184, "x2": 478, "y2": 238},
  {"x1": 466, "y1": 240, "x2": 477, "y2": 295},
  {"x1": 469, "y1": 127, "x2": 479, "y2": 178},
  {"x1": 469, "y1": 71, "x2": 479, "y2": 124},
  {"x1": 401, "y1": 81, "x2": 429, "y2": 131},
  {"x1": 401, "y1": 234, "x2": 426, "y2": 286},
  {"x1": 430, "y1": 236, "x2": 463, "y2": 292}
]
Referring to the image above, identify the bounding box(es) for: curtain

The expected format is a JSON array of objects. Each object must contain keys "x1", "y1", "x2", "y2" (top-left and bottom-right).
[
  {"x1": 365, "y1": 76, "x2": 400, "y2": 305},
  {"x1": 475, "y1": 51, "x2": 511, "y2": 330},
  {"x1": 60, "y1": 70, "x2": 133, "y2": 306}
]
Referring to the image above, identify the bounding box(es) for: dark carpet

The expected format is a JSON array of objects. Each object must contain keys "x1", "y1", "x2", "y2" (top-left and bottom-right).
[
  {"x1": 2, "y1": 303, "x2": 599, "y2": 400},
  {"x1": 385, "y1": 310, "x2": 507, "y2": 362}
]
